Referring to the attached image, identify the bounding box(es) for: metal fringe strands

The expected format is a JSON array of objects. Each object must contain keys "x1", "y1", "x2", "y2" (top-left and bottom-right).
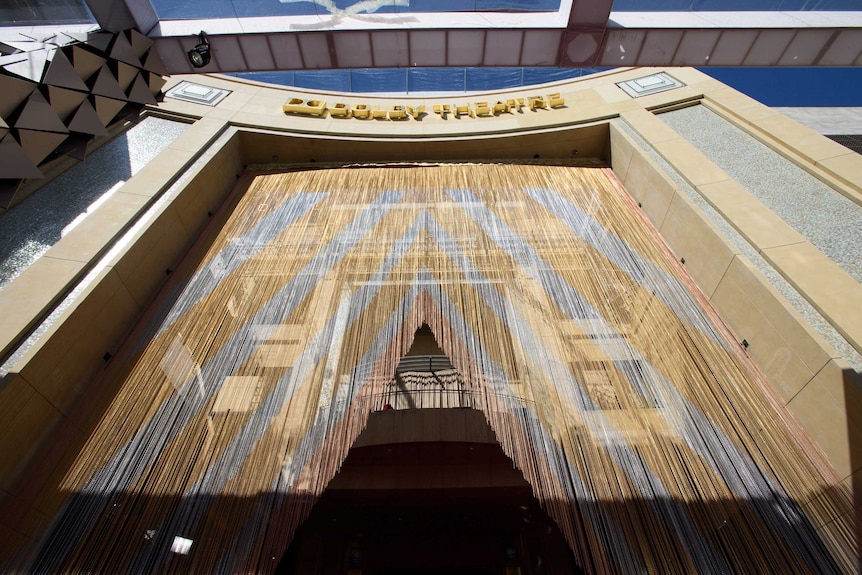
[{"x1": 9, "y1": 163, "x2": 858, "y2": 574}]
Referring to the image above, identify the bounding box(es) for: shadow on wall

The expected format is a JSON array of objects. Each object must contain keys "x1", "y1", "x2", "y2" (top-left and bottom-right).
[
  {"x1": 0, "y1": 402, "x2": 850, "y2": 573},
  {"x1": 844, "y1": 367, "x2": 862, "y2": 557},
  {"x1": 0, "y1": 483, "x2": 846, "y2": 574}
]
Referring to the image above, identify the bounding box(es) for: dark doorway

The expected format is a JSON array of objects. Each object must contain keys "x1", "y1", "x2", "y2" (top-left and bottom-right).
[
  {"x1": 276, "y1": 440, "x2": 583, "y2": 574},
  {"x1": 378, "y1": 570, "x2": 492, "y2": 575}
]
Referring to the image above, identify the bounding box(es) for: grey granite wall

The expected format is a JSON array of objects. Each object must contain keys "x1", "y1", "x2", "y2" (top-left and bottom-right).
[
  {"x1": 0, "y1": 116, "x2": 188, "y2": 292},
  {"x1": 659, "y1": 104, "x2": 862, "y2": 286},
  {"x1": 613, "y1": 116, "x2": 862, "y2": 371}
]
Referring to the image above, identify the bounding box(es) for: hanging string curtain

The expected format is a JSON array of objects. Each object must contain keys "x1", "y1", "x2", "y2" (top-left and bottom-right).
[{"x1": 13, "y1": 163, "x2": 856, "y2": 575}]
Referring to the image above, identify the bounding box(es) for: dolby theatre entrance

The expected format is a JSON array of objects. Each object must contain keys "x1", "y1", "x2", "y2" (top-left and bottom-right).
[
  {"x1": 12, "y1": 164, "x2": 853, "y2": 574},
  {"x1": 276, "y1": 409, "x2": 582, "y2": 575}
]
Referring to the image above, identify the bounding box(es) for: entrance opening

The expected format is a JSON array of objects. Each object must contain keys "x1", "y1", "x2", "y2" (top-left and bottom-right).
[
  {"x1": 276, "y1": 410, "x2": 583, "y2": 574},
  {"x1": 384, "y1": 324, "x2": 469, "y2": 410}
]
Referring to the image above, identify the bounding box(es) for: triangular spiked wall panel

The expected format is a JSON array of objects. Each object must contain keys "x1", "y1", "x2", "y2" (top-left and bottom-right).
[
  {"x1": 0, "y1": 29, "x2": 168, "y2": 207},
  {"x1": 0, "y1": 133, "x2": 43, "y2": 180},
  {"x1": 70, "y1": 45, "x2": 106, "y2": 82},
  {"x1": 46, "y1": 85, "x2": 88, "y2": 121},
  {"x1": 67, "y1": 100, "x2": 110, "y2": 136},
  {"x1": 42, "y1": 49, "x2": 88, "y2": 92},
  {"x1": 0, "y1": 74, "x2": 37, "y2": 119},
  {"x1": 11, "y1": 90, "x2": 69, "y2": 134}
]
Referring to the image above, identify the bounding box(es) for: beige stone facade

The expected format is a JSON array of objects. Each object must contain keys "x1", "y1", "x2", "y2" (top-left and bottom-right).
[{"x1": 1, "y1": 67, "x2": 860, "y2": 568}]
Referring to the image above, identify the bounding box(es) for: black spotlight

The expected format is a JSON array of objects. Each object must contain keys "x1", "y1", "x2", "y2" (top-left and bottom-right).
[{"x1": 187, "y1": 31, "x2": 211, "y2": 68}]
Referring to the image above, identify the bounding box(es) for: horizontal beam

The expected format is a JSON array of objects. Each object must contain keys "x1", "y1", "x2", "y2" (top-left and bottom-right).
[
  {"x1": 9, "y1": 4, "x2": 858, "y2": 73},
  {"x1": 152, "y1": 21, "x2": 862, "y2": 74},
  {"x1": 608, "y1": 10, "x2": 862, "y2": 29},
  {"x1": 597, "y1": 27, "x2": 862, "y2": 67}
]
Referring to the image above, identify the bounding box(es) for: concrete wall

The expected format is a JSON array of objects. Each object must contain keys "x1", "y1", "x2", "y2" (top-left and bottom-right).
[
  {"x1": 0, "y1": 122, "x2": 241, "y2": 523},
  {"x1": 609, "y1": 93, "x2": 862, "y2": 524}
]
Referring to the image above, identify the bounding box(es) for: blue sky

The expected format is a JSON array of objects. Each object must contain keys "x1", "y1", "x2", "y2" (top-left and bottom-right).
[{"x1": 702, "y1": 68, "x2": 862, "y2": 107}]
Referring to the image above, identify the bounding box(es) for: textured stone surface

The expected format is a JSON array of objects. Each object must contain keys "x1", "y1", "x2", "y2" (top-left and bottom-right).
[
  {"x1": 658, "y1": 104, "x2": 862, "y2": 285},
  {"x1": 0, "y1": 117, "x2": 188, "y2": 292},
  {"x1": 613, "y1": 118, "x2": 862, "y2": 371},
  {"x1": 0, "y1": 127, "x2": 233, "y2": 379}
]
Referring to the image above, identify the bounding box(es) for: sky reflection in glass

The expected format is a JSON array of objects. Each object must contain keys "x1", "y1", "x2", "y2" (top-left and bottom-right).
[
  {"x1": 152, "y1": 0, "x2": 559, "y2": 19},
  {"x1": 230, "y1": 67, "x2": 604, "y2": 94}
]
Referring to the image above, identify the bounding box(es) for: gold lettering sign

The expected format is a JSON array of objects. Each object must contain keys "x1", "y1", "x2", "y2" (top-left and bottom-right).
[{"x1": 283, "y1": 94, "x2": 564, "y2": 120}]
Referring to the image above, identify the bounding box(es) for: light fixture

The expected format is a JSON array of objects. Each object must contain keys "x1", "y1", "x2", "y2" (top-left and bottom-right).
[
  {"x1": 171, "y1": 535, "x2": 193, "y2": 555},
  {"x1": 187, "y1": 31, "x2": 211, "y2": 68},
  {"x1": 504, "y1": 544, "x2": 518, "y2": 561}
]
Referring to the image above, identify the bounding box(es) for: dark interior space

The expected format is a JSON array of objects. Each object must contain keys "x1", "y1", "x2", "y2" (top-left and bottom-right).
[{"x1": 277, "y1": 442, "x2": 584, "y2": 575}]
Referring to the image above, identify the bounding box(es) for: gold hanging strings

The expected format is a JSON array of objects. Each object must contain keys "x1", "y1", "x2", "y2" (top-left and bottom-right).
[
  {"x1": 10, "y1": 163, "x2": 856, "y2": 575},
  {"x1": 434, "y1": 181, "x2": 735, "y2": 572},
  {"x1": 502, "y1": 164, "x2": 852, "y2": 568},
  {"x1": 236, "y1": 164, "x2": 856, "y2": 572}
]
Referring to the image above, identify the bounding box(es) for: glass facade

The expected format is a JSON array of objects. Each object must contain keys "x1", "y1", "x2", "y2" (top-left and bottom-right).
[
  {"x1": 151, "y1": 0, "x2": 560, "y2": 20},
  {"x1": 0, "y1": 0, "x2": 93, "y2": 26}
]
